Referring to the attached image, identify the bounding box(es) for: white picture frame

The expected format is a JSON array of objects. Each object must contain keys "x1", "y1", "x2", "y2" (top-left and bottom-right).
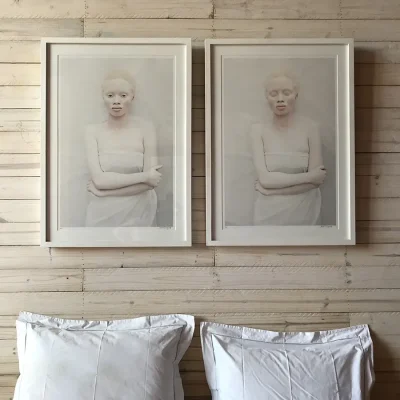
[
  {"x1": 205, "y1": 38, "x2": 355, "y2": 246},
  {"x1": 41, "y1": 38, "x2": 192, "y2": 247}
]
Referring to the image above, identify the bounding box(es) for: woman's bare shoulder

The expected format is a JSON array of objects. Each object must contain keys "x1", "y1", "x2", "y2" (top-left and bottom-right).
[
  {"x1": 296, "y1": 116, "x2": 320, "y2": 138},
  {"x1": 249, "y1": 122, "x2": 266, "y2": 138},
  {"x1": 129, "y1": 116, "x2": 154, "y2": 128},
  {"x1": 129, "y1": 117, "x2": 157, "y2": 141},
  {"x1": 296, "y1": 115, "x2": 319, "y2": 129},
  {"x1": 85, "y1": 121, "x2": 107, "y2": 138}
]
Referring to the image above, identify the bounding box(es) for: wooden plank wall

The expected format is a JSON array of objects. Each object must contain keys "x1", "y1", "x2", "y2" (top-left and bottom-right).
[{"x1": 0, "y1": 0, "x2": 400, "y2": 398}]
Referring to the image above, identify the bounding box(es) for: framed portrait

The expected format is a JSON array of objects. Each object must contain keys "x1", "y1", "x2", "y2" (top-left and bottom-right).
[
  {"x1": 41, "y1": 38, "x2": 191, "y2": 247},
  {"x1": 205, "y1": 39, "x2": 355, "y2": 246}
]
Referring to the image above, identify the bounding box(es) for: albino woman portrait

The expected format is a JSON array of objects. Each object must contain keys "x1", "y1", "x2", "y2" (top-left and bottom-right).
[
  {"x1": 250, "y1": 73, "x2": 326, "y2": 226},
  {"x1": 84, "y1": 70, "x2": 161, "y2": 227}
]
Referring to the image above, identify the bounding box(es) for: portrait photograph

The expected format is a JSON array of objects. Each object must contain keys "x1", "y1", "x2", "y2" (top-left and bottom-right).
[
  {"x1": 206, "y1": 39, "x2": 355, "y2": 246},
  {"x1": 41, "y1": 38, "x2": 191, "y2": 247}
]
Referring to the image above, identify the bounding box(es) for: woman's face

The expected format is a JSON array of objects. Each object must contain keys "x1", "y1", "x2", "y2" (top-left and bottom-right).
[
  {"x1": 266, "y1": 76, "x2": 297, "y2": 117},
  {"x1": 102, "y1": 78, "x2": 134, "y2": 117}
]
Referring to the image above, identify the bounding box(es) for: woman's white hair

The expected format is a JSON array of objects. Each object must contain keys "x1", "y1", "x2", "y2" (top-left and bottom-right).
[
  {"x1": 102, "y1": 70, "x2": 136, "y2": 95},
  {"x1": 264, "y1": 72, "x2": 300, "y2": 96}
]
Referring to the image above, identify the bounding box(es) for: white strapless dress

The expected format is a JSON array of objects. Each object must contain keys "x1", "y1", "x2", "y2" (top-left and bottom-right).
[
  {"x1": 254, "y1": 152, "x2": 321, "y2": 226},
  {"x1": 85, "y1": 148, "x2": 157, "y2": 228}
]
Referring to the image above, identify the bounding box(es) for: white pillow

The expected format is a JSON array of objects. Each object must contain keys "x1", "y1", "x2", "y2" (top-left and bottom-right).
[
  {"x1": 14, "y1": 312, "x2": 194, "y2": 400},
  {"x1": 201, "y1": 322, "x2": 374, "y2": 400}
]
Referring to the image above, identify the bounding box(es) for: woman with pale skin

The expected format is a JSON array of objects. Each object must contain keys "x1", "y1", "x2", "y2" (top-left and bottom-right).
[
  {"x1": 85, "y1": 70, "x2": 161, "y2": 227},
  {"x1": 250, "y1": 73, "x2": 326, "y2": 225}
]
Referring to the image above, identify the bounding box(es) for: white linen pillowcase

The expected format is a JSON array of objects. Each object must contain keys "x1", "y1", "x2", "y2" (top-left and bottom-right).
[
  {"x1": 201, "y1": 322, "x2": 375, "y2": 400},
  {"x1": 14, "y1": 312, "x2": 195, "y2": 400}
]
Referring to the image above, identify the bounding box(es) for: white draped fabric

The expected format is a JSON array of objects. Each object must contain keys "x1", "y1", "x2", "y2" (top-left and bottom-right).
[{"x1": 85, "y1": 132, "x2": 157, "y2": 227}]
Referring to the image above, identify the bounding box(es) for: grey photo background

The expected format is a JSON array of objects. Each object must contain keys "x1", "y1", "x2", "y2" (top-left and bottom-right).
[
  {"x1": 223, "y1": 57, "x2": 337, "y2": 226},
  {"x1": 58, "y1": 56, "x2": 174, "y2": 228}
]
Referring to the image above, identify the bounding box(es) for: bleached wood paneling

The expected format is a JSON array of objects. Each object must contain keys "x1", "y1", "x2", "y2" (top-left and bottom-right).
[
  {"x1": 0, "y1": 269, "x2": 82, "y2": 292},
  {"x1": 340, "y1": 20, "x2": 400, "y2": 41},
  {"x1": 80, "y1": 289, "x2": 400, "y2": 314},
  {"x1": 0, "y1": 154, "x2": 40, "y2": 176},
  {"x1": 0, "y1": 109, "x2": 40, "y2": 132},
  {"x1": 84, "y1": 266, "x2": 400, "y2": 290},
  {"x1": 356, "y1": 86, "x2": 400, "y2": 108},
  {"x1": 0, "y1": 132, "x2": 40, "y2": 154},
  {"x1": 0, "y1": 87, "x2": 39, "y2": 109},
  {"x1": 357, "y1": 198, "x2": 400, "y2": 220},
  {"x1": 355, "y1": 42, "x2": 400, "y2": 63},
  {"x1": 0, "y1": 18, "x2": 83, "y2": 40},
  {"x1": 214, "y1": 0, "x2": 341, "y2": 20},
  {"x1": 357, "y1": 221, "x2": 400, "y2": 243},
  {"x1": 0, "y1": 41, "x2": 40, "y2": 63},
  {"x1": 2, "y1": 40, "x2": 400, "y2": 64},
  {"x1": 346, "y1": 244, "x2": 400, "y2": 266},
  {"x1": 0, "y1": 316, "x2": 19, "y2": 340},
  {"x1": 84, "y1": 266, "x2": 346, "y2": 290},
  {"x1": 0, "y1": 0, "x2": 85, "y2": 18},
  {"x1": 341, "y1": 0, "x2": 400, "y2": 20},
  {"x1": 0, "y1": 246, "x2": 214, "y2": 268},
  {"x1": 0, "y1": 177, "x2": 40, "y2": 199},
  {"x1": 355, "y1": 64, "x2": 400, "y2": 86},
  {"x1": 0, "y1": 223, "x2": 40, "y2": 245},
  {"x1": 0, "y1": 200, "x2": 39, "y2": 222},
  {"x1": 0, "y1": 64, "x2": 39, "y2": 85},
  {"x1": 0, "y1": 292, "x2": 84, "y2": 315},
  {"x1": 214, "y1": 0, "x2": 400, "y2": 20},
  {"x1": 84, "y1": 18, "x2": 214, "y2": 40},
  {"x1": 86, "y1": 0, "x2": 214, "y2": 19},
  {"x1": 0, "y1": 2, "x2": 399, "y2": 400}
]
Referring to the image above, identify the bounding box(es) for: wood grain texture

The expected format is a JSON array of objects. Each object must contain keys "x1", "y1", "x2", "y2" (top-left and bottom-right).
[
  {"x1": 0, "y1": 269, "x2": 82, "y2": 292},
  {"x1": 355, "y1": 42, "x2": 400, "y2": 64},
  {"x1": 86, "y1": 0, "x2": 213, "y2": 19},
  {"x1": 0, "y1": 41, "x2": 40, "y2": 63},
  {"x1": 0, "y1": 86, "x2": 39, "y2": 108},
  {"x1": 0, "y1": 177, "x2": 40, "y2": 199},
  {"x1": 0, "y1": 64, "x2": 39, "y2": 85},
  {"x1": 86, "y1": 18, "x2": 400, "y2": 41},
  {"x1": 2, "y1": 40, "x2": 400, "y2": 64},
  {"x1": 0, "y1": 244, "x2": 399, "y2": 268},
  {"x1": 214, "y1": 0, "x2": 341, "y2": 20},
  {"x1": 357, "y1": 221, "x2": 400, "y2": 243},
  {"x1": 0, "y1": 200, "x2": 39, "y2": 222},
  {"x1": 357, "y1": 198, "x2": 400, "y2": 220},
  {"x1": 84, "y1": 18, "x2": 213, "y2": 40},
  {"x1": 214, "y1": 0, "x2": 400, "y2": 20},
  {"x1": 0, "y1": 154, "x2": 40, "y2": 176},
  {"x1": 81, "y1": 289, "x2": 400, "y2": 314},
  {"x1": 0, "y1": 1, "x2": 400, "y2": 399},
  {"x1": 0, "y1": 19, "x2": 83, "y2": 40},
  {"x1": 356, "y1": 86, "x2": 400, "y2": 108},
  {"x1": 0, "y1": 0, "x2": 85, "y2": 18},
  {"x1": 355, "y1": 64, "x2": 400, "y2": 86},
  {"x1": 0, "y1": 223, "x2": 39, "y2": 245},
  {"x1": 83, "y1": 266, "x2": 400, "y2": 290},
  {"x1": 356, "y1": 153, "x2": 400, "y2": 176},
  {"x1": 0, "y1": 109, "x2": 40, "y2": 132},
  {"x1": 0, "y1": 246, "x2": 215, "y2": 268},
  {"x1": 0, "y1": 132, "x2": 40, "y2": 153},
  {"x1": 356, "y1": 131, "x2": 400, "y2": 153}
]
